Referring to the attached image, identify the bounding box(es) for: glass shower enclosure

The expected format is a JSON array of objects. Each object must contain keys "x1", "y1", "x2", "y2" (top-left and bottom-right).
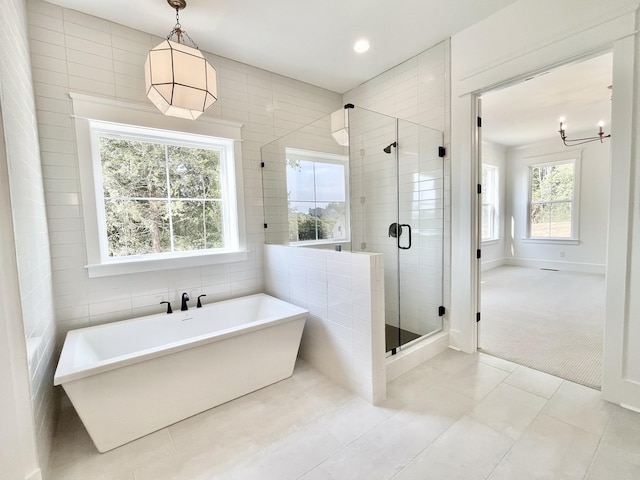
[{"x1": 261, "y1": 105, "x2": 445, "y2": 355}]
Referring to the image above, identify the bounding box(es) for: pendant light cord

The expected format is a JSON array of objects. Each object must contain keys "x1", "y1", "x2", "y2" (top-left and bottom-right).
[{"x1": 165, "y1": 5, "x2": 199, "y2": 48}]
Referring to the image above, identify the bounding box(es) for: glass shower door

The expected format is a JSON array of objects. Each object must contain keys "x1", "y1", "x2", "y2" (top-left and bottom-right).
[
  {"x1": 349, "y1": 108, "x2": 444, "y2": 354},
  {"x1": 396, "y1": 119, "x2": 444, "y2": 350}
]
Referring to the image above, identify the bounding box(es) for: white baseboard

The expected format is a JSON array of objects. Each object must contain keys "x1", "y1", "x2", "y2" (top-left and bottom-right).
[
  {"x1": 481, "y1": 257, "x2": 506, "y2": 272},
  {"x1": 504, "y1": 257, "x2": 605, "y2": 274}
]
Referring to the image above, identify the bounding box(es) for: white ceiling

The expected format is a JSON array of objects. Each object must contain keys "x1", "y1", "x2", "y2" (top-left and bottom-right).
[
  {"x1": 481, "y1": 53, "x2": 613, "y2": 147},
  {"x1": 43, "y1": 0, "x2": 519, "y2": 94},
  {"x1": 42, "y1": 0, "x2": 610, "y2": 144}
]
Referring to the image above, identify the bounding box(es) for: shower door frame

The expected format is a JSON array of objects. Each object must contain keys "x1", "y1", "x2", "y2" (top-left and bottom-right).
[
  {"x1": 390, "y1": 117, "x2": 446, "y2": 355},
  {"x1": 347, "y1": 108, "x2": 446, "y2": 356}
]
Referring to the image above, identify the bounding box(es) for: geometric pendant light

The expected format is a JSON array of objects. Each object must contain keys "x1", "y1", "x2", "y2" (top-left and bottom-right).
[{"x1": 144, "y1": 0, "x2": 218, "y2": 120}]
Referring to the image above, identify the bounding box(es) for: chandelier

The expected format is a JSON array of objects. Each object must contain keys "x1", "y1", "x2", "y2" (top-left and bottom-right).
[
  {"x1": 144, "y1": 0, "x2": 218, "y2": 120},
  {"x1": 558, "y1": 117, "x2": 610, "y2": 146}
]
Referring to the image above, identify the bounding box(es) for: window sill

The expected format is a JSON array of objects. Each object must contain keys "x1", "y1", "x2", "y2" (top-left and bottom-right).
[
  {"x1": 521, "y1": 238, "x2": 580, "y2": 245},
  {"x1": 86, "y1": 250, "x2": 250, "y2": 278},
  {"x1": 481, "y1": 239, "x2": 500, "y2": 245}
]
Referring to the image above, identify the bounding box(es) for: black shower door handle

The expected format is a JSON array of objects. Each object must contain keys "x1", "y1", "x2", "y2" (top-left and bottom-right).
[{"x1": 398, "y1": 224, "x2": 412, "y2": 249}]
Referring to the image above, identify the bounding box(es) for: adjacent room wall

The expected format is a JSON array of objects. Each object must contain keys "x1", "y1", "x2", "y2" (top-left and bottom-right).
[
  {"x1": 2, "y1": 0, "x2": 57, "y2": 477},
  {"x1": 480, "y1": 136, "x2": 610, "y2": 274},
  {"x1": 504, "y1": 137, "x2": 610, "y2": 273},
  {"x1": 26, "y1": 0, "x2": 342, "y2": 345}
]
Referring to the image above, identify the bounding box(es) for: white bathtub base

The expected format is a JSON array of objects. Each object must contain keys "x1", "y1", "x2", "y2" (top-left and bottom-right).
[
  {"x1": 55, "y1": 295, "x2": 307, "y2": 453},
  {"x1": 63, "y1": 318, "x2": 304, "y2": 452}
]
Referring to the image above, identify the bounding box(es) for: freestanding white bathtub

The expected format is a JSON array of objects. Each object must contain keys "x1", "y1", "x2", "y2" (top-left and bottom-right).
[{"x1": 53, "y1": 293, "x2": 308, "y2": 452}]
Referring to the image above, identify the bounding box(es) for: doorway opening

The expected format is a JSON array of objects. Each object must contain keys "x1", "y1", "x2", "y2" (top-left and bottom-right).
[{"x1": 477, "y1": 52, "x2": 612, "y2": 390}]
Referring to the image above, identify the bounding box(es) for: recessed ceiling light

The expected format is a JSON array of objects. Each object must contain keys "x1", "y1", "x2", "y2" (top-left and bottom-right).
[{"x1": 354, "y1": 39, "x2": 370, "y2": 54}]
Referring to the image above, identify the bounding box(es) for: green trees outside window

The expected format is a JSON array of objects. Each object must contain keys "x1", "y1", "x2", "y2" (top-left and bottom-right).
[
  {"x1": 285, "y1": 151, "x2": 348, "y2": 244},
  {"x1": 529, "y1": 161, "x2": 575, "y2": 238},
  {"x1": 99, "y1": 136, "x2": 224, "y2": 257}
]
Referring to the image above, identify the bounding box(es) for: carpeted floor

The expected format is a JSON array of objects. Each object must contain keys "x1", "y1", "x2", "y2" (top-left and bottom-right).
[{"x1": 480, "y1": 265, "x2": 604, "y2": 390}]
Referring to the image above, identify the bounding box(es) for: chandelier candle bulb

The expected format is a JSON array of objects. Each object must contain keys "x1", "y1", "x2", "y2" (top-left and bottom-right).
[{"x1": 557, "y1": 116, "x2": 610, "y2": 146}]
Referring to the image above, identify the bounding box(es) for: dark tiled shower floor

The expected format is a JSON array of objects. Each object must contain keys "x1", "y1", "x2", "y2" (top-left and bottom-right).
[{"x1": 385, "y1": 324, "x2": 421, "y2": 352}]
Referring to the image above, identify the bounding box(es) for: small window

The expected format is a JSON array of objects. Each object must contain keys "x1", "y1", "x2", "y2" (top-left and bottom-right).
[
  {"x1": 528, "y1": 160, "x2": 576, "y2": 239},
  {"x1": 91, "y1": 122, "x2": 238, "y2": 259},
  {"x1": 285, "y1": 148, "x2": 349, "y2": 244},
  {"x1": 481, "y1": 164, "x2": 499, "y2": 241}
]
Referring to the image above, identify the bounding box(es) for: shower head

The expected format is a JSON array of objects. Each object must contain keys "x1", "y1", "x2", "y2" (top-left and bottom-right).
[{"x1": 383, "y1": 142, "x2": 397, "y2": 154}]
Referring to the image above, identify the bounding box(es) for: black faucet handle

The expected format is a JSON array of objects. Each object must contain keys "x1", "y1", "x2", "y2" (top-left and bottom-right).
[
  {"x1": 160, "y1": 301, "x2": 173, "y2": 314},
  {"x1": 180, "y1": 292, "x2": 190, "y2": 311},
  {"x1": 197, "y1": 294, "x2": 207, "y2": 308}
]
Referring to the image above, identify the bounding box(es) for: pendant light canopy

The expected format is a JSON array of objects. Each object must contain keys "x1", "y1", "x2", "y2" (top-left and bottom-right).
[{"x1": 145, "y1": 0, "x2": 218, "y2": 120}]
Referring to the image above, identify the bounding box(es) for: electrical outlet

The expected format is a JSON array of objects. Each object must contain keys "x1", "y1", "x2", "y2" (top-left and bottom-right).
[{"x1": 560, "y1": 251, "x2": 566, "y2": 258}]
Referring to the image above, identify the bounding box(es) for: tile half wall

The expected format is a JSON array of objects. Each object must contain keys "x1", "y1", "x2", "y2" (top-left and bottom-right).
[{"x1": 264, "y1": 245, "x2": 386, "y2": 403}]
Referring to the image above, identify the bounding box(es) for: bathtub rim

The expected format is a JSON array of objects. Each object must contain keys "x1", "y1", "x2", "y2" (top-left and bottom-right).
[{"x1": 54, "y1": 293, "x2": 308, "y2": 386}]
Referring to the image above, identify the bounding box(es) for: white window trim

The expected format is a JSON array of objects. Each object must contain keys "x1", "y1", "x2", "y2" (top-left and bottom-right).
[
  {"x1": 70, "y1": 93, "x2": 247, "y2": 278},
  {"x1": 481, "y1": 164, "x2": 499, "y2": 243},
  {"x1": 285, "y1": 147, "x2": 350, "y2": 246},
  {"x1": 524, "y1": 151, "x2": 581, "y2": 244}
]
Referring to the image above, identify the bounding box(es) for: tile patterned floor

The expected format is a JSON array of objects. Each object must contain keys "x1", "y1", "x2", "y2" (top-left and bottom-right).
[{"x1": 48, "y1": 350, "x2": 640, "y2": 479}]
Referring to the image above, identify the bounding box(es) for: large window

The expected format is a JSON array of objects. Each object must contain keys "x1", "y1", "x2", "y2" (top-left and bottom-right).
[
  {"x1": 481, "y1": 164, "x2": 499, "y2": 241},
  {"x1": 528, "y1": 160, "x2": 577, "y2": 239},
  {"x1": 72, "y1": 93, "x2": 245, "y2": 277},
  {"x1": 285, "y1": 148, "x2": 348, "y2": 244},
  {"x1": 92, "y1": 122, "x2": 237, "y2": 259}
]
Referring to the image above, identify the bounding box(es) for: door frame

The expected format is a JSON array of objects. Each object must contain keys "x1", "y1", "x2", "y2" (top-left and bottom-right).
[
  {"x1": 454, "y1": 31, "x2": 637, "y2": 407},
  {"x1": 472, "y1": 52, "x2": 613, "y2": 358}
]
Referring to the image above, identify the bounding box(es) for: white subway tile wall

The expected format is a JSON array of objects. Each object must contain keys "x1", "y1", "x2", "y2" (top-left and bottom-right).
[
  {"x1": 264, "y1": 245, "x2": 386, "y2": 403},
  {"x1": 26, "y1": 0, "x2": 342, "y2": 344},
  {"x1": 2, "y1": 0, "x2": 57, "y2": 473}
]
